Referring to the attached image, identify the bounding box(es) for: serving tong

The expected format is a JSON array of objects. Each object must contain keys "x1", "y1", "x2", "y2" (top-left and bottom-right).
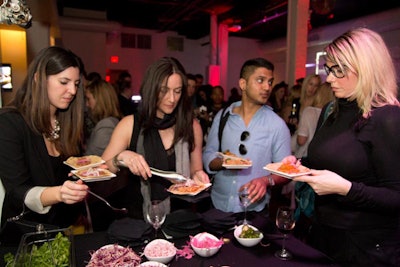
[{"x1": 149, "y1": 167, "x2": 188, "y2": 184}]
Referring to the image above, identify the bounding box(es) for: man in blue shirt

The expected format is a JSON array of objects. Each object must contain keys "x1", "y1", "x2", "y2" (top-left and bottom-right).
[{"x1": 203, "y1": 58, "x2": 291, "y2": 213}]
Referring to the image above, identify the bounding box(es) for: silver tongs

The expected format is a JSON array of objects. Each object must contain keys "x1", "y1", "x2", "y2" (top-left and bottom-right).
[{"x1": 150, "y1": 167, "x2": 188, "y2": 184}]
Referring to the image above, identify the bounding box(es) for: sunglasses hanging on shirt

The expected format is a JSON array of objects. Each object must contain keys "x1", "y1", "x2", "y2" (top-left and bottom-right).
[{"x1": 239, "y1": 131, "x2": 250, "y2": 155}]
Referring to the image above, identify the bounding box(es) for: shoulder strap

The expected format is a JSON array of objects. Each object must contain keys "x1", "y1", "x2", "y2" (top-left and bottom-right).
[
  {"x1": 130, "y1": 112, "x2": 141, "y2": 152},
  {"x1": 218, "y1": 106, "x2": 230, "y2": 152},
  {"x1": 317, "y1": 101, "x2": 334, "y2": 130},
  {"x1": 323, "y1": 101, "x2": 334, "y2": 121}
]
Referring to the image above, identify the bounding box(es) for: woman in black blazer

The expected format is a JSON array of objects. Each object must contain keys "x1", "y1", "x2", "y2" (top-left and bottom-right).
[{"x1": 0, "y1": 47, "x2": 89, "y2": 243}]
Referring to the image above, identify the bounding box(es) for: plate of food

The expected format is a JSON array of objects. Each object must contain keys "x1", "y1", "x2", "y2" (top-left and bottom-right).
[
  {"x1": 64, "y1": 155, "x2": 105, "y2": 170},
  {"x1": 217, "y1": 151, "x2": 252, "y2": 169},
  {"x1": 167, "y1": 180, "x2": 212, "y2": 196},
  {"x1": 71, "y1": 167, "x2": 116, "y2": 182},
  {"x1": 263, "y1": 162, "x2": 311, "y2": 179}
]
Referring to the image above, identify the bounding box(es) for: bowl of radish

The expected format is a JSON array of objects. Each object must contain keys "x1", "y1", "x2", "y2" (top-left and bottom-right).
[
  {"x1": 190, "y1": 232, "x2": 223, "y2": 257},
  {"x1": 143, "y1": 239, "x2": 176, "y2": 264}
]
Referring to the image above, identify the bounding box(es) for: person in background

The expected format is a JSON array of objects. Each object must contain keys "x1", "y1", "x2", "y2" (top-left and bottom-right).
[
  {"x1": 285, "y1": 27, "x2": 400, "y2": 266},
  {"x1": 84, "y1": 79, "x2": 122, "y2": 156},
  {"x1": 195, "y1": 73, "x2": 204, "y2": 89},
  {"x1": 84, "y1": 79, "x2": 125, "y2": 231},
  {"x1": 299, "y1": 74, "x2": 321, "y2": 116},
  {"x1": 268, "y1": 81, "x2": 288, "y2": 117},
  {"x1": 202, "y1": 85, "x2": 227, "y2": 146},
  {"x1": 227, "y1": 87, "x2": 241, "y2": 105},
  {"x1": 116, "y1": 71, "x2": 136, "y2": 116},
  {"x1": 285, "y1": 74, "x2": 321, "y2": 134},
  {"x1": 203, "y1": 58, "x2": 291, "y2": 213},
  {"x1": 282, "y1": 84, "x2": 301, "y2": 135},
  {"x1": 0, "y1": 46, "x2": 88, "y2": 243},
  {"x1": 102, "y1": 57, "x2": 209, "y2": 219},
  {"x1": 187, "y1": 73, "x2": 197, "y2": 108},
  {"x1": 194, "y1": 84, "x2": 212, "y2": 137},
  {"x1": 86, "y1": 71, "x2": 102, "y2": 82},
  {"x1": 291, "y1": 82, "x2": 334, "y2": 158}
]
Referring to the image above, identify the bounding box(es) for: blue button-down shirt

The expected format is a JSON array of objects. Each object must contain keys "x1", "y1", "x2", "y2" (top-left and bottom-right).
[{"x1": 203, "y1": 101, "x2": 291, "y2": 213}]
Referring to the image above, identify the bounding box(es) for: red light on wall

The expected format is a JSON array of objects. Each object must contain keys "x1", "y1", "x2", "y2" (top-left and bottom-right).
[
  {"x1": 105, "y1": 75, "x2": 111, "y2": 82},
  {"x1": 110, "y1": 56, "x2": 119, "y2": 63}
]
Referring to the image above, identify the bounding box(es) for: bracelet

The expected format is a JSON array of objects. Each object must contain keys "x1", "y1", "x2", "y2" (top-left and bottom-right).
[
  {"x1": 268, "y1": 176, "x2": 275, "y2": 187},
  {"x1": 112, "y1": 154, "x2": 121, "y2": 172}
]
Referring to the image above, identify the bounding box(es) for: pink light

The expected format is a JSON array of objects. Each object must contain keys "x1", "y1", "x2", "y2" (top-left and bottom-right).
[{"x1": 228, "y1": 25, "x2": 241, "y2": 32}]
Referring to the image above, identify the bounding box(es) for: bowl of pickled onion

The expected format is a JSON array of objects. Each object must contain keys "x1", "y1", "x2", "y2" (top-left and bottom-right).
[
  {"x1": 144, "y1": 239, "x2": 176, "y2": 264},
  {"x1": 190, "y1": 232, "x2": 223, "y2": 257}
]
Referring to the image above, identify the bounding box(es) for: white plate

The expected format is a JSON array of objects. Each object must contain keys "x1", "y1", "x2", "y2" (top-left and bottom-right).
[
  {"x1": 263, "y1": 162, "x2": 311, "y2": 179},
  {"x1": 167, "y1": 183, "x2": 212, "y2": 196},
  {"x1": 140, "y1": 261, "x2": 167, "y2": 267},
  {"x1": 71, "y1": 168, "x2": 116, "y2": 182},
  {"x1": 63, "y1": 155, "x2": 105, "y2": 170},
  {"x1": 222, "y1": 163, "x2": 252, "y2": 169},
  {"x1": 217, "y1": 152, "x2": 252, "y2": 169}
]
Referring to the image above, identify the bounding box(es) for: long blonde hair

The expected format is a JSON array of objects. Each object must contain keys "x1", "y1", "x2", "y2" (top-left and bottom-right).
[
  {"x1": 324, "y1": 27, "x2": 399, "y2": 116},
  {"x1": 312, "y1": 82, "x2": 334, "y2": 108}
]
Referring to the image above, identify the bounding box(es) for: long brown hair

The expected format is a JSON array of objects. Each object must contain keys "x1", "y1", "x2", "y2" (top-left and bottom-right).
[
  {"x1": 85, "y1": 79, "x2": 122, "y2": 123},
  {"x1": 7, "y1": 46, "x2": 85, "y2": 157},
  {"x1": 139, "y1": 57, "x2": 194, "y2": 151}
]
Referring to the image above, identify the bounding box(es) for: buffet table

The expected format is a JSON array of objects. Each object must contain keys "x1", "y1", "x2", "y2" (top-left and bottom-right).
[{"x1": 74, "y1": 213, "x2": 338, "y2": 267}]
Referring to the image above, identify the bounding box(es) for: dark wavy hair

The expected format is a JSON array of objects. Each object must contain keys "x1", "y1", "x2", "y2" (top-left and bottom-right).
[
  {"x1": 139, "y1": 57, "x2": 194, "y2": 151},
  {"x1": 8, "y1": 46, "x2": 85, "y2": 157}
]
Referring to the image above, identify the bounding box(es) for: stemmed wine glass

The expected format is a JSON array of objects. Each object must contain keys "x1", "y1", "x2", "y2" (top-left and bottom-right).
[
  {"x1": 275, "y1": 206, "x2": 296, "y2": 260},
  {"x1": 146, "y1": 200, "x2": 167, "y2": 238},
  {"x1": 239, "y1": 187, "x2": 251, "y2": 225}
]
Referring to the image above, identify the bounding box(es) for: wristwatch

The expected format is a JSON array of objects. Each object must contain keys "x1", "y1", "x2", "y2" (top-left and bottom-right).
[
  {"x1": 268, "y1": 176, "x2": 275, "y2": 186},
  {"x1": 112, "y1": 154, "x2": 121, "y2": 172}
]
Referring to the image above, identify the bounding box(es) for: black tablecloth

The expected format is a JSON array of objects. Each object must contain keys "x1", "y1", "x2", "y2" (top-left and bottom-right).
[
  {"x1": 74, "y1": 214, "x2": 338, "y2": 267},
  {"x1": 0, "y1": 211, "x2": 338, "y2": 267}
]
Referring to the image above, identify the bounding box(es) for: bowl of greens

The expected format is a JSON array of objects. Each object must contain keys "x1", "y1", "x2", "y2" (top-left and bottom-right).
[{"x1": 234, "y1": 224, "x2": 263, "y2": 247}]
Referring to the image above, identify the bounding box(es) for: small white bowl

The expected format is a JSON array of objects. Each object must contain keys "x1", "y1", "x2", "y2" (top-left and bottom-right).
[
  {"x1": 139, "y1": 261, "x2": 167, "y2": 267},
  {"x1": 144, "y1": 239, "x2": 176, "y2": 264},
  {"x1": 234, "y1": 224, "x2": 263, "y2": 247},
  {"x1": 190, "y1": 232, "x2": 222, "y2": 257}
]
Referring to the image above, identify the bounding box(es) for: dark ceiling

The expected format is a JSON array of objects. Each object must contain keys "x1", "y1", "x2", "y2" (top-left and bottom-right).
[{"x1": 56, "y1": 0, "x2": 400, "y2": 41}]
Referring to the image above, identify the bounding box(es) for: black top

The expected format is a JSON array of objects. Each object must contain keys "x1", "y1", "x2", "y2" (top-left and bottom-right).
[
  {"x1": 0, "y1": 111, "x2": 83, "y2": 229},
  {"x1": 306, "y1": 99, "x2": 400, "y2": 230}
]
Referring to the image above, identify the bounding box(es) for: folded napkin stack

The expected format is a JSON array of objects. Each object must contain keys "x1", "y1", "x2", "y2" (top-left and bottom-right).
[
  {"x1": 162, "y1": 209, "x2": 202, "y2": 239},
  {"x1": 201, "y1": 208, "x2": 237, "y2": 235},
  {"x1": 107, "y1": 217, "x2": 152, "y2": 246}
]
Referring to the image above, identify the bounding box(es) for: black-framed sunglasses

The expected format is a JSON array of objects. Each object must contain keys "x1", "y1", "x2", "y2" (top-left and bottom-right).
[
  {"x1": 323, "y1": 64, "x2": 345, "y2": 79},
  {"x1": 239, "y1": 131, "x2": 250, "y2": 155}
]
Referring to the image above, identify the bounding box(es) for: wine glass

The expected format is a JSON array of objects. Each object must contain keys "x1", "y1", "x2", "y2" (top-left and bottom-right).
[
  {"x1": 239, "y1": 187, "x2": 251, "y2": 225},
  {"x1": 275, "y1": 206, "x2": 296, "y2": 260},
  {"x1": 146, "y1": 200, "x2": 167, "y2": 238}
]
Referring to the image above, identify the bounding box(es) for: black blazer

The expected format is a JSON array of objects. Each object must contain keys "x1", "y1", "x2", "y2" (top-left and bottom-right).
[{"x1": 0, "y1": 110, "x2": 83, "y2": 228}]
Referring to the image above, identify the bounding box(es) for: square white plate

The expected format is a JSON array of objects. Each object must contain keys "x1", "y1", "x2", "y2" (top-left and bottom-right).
[
  {"x1": 71, "y1": 168, "x2": 116, "y2": 182},
  {"x1": 263, "y1": 162, "x2": 311, "y2": 179}
]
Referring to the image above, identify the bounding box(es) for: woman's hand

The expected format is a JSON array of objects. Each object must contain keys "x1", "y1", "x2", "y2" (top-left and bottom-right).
[
  {"x1": 118, "y1": 150, "x2": 152, "y2": 179},
  {"x1": 59, "y1": 180, "x2": 88, "y2": 204},
  {"x1": 293, "y1": 169, "x2": 352, "y2": 196},
  {"x1": 192, "y1": 170, "x2": 210, "y2": 184}
]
